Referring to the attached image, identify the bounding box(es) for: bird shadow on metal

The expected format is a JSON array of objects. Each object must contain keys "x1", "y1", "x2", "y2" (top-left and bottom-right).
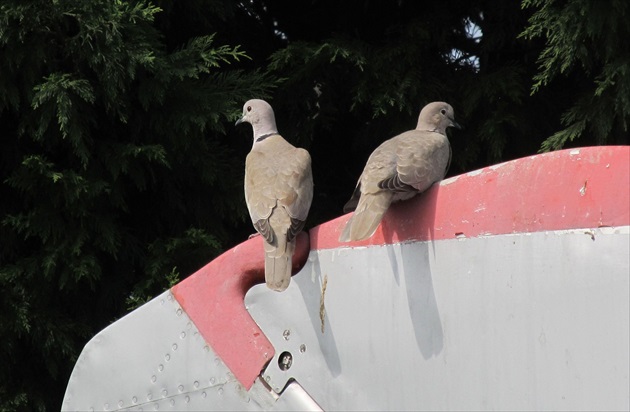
[
  {"x1": 294, "y1": 251, "x2": 343, "y2": 378},
  {"x1": 380, "y1": 190, "x2": 445, "y2": 359}
]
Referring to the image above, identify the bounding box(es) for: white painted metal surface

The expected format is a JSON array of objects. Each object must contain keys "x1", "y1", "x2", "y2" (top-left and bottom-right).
[
  {"x1": 62, "y1": 291, "x2": 320, "y2": 411},
  {"x1": 246, "y1": 227, "x2": 630, "y2": 411},
  {"x1": 62, "y1": 146, "x2": 629, "y2": 411}
]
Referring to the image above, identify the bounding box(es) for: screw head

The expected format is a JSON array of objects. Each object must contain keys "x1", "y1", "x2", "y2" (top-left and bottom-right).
[{"x1": 278, "y1": 351, "x2": 293, "y2": 371}]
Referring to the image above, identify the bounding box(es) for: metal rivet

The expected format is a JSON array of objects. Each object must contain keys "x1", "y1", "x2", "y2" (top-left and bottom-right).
[
  {"x1": 132, "y1": 396, "x2": 137, "y2": 404},
  {"x1": 218, "y1": 388, "x2": 223, "y2": 395},
  {"x1": 176, "y1": 309, "x2": 183, "y2": 316},
  {"x1": 178, "y1": 385, "x2": 184, "y2": 393},
  {"x1": 147, "y1": 393, "x2": 153, "y2": 401},
  {"x1": 210, "y1": 377, "x2": 216, "y2": 384},
  {"x1": 169, "y1": 399, "x2": 175, "y2": 406},
  {"x1": 151, "y1": 375, "x2": 157, "y2": 383},
  {"x1": 153, "y1": 403, "x2": 159, "y2": 410},
  {"x1": 180, "y1": 331, "x2": 186, "y2": 339},
  {"x1": 165, "y1": 354, "x2": 170, "y2": 361},
  {"x1": 172, "y1": 343, "x2": 178, "y2": 351},
  {"x1": 158, "y1": 364, "x2": 164, "y2": 372},
  {"x1": 278, "y1": 351, "x2": 293, "y2": 371},
  {"x1": 161, "y1": 389, "x2": 167, "y2": 397},
  {"x1": 282, "y1": 329, "x2": 291, "y2": 340},
  {"x1": 118, "y1": 400, "x2": 123, "y2": 408},
  {"x1": 103, "y1": 403, "x2": 109, "y2": 411},
  {"x1": 300, "y1": 344, "x2": 307, "y2": 353},
  {"x1": 194, "y1": 380, "x2": 199, "y2": 389},
  {"x1": 202, "y1": 391, "x2": 207, "y2": 398},
  {"x1": 185, "y1": 396, "x2": 190, "y2": 403}
]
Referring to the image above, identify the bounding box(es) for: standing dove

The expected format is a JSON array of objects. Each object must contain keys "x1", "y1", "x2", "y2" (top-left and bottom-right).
[
  {"x1": 235, "y1": 99, "x2": 314, "y2": 292},
  {"x1": 339, "y1": 101, "x2": 460, "y2": 242}
]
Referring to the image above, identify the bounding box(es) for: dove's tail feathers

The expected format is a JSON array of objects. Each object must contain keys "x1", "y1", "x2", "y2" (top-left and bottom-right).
[
  {"x1": 339, "y1": 191, "x2": 393, "y2": 242},
  {"x1": 342, "y1": 183, "x2": 362, "y2": 213},
  {"x1": 263, "y1": 236, "x2": 294, "y2": 292}
]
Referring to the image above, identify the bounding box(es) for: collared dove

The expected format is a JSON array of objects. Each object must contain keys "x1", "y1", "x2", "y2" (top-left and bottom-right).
[
  {"x1": 235, "y1": 99, "x2": 314, "y2": 292},
  {"x1": 339, "y1": 101, "x2": 461, "y2": 242}
]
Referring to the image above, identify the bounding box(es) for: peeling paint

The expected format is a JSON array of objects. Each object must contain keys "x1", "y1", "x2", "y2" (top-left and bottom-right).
[
  {"x1": 579, "y1": 181, "x2": 588, "y2": 196},
  {"x1": 319, "y1": 274, "x2": 328, "y2": 334},
  {"x1": 440, "y1": 176, "x2": 460, "y2": 186},
  {"x1": 489, "y1": 163, "x2": 506, "y2": 171},
  {"x1": 467, "y1": 169, "x2": 483, "y2": 177}
]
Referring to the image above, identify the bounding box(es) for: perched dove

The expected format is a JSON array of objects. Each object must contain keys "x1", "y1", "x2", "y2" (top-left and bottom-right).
[
  {"x1": 235, "y1": 99, "x2": 314, "y2": 292},
  {"x1": 339, "y1": 102, "x2": 460, "y2": 242}
]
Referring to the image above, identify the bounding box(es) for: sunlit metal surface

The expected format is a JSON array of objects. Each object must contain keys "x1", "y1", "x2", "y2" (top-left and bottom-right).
[
  {"x1": 247, "y1": 227, "x2": 630, "y2": 411},
  {"x1": 63, "y1": 291, "x2": 263, "y2": 411}
]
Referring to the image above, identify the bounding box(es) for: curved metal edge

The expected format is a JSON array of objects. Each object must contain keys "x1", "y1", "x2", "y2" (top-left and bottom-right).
[
  {"x1": 313, "y1": 146, "x2": 630, "y2": 249},
  {"x1": 171, "y1": 231, "x2": 310, "y2": 390}
]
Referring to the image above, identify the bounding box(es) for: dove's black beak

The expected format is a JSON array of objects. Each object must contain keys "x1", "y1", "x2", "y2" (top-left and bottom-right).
[
  {"x1": 235, "y1": 117, "x2": 244, "y2": 126},
  {"x1": 450, "y1": 118, "x2": 463, "y2": 130}
]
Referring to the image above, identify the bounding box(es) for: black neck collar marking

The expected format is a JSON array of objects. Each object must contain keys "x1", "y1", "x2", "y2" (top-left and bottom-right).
[{"x1": 256, "y1": 132, "x2": 276, "y2": 142}]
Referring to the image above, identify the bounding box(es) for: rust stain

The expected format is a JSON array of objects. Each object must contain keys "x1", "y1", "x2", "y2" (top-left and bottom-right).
[
  {"x1": 584, "y1": 230, "x2": 595, "y2": 241},
  {"x1": 319, "y1": 274, "x2": 328, "y2": 334},
  {"x1": 579, "y1": 180, "x2": 588, "y2": 196}
]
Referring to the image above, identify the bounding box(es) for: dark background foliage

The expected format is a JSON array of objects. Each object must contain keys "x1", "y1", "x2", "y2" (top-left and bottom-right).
[{"x1": 0, "y1": 0, "x2": 627, "y2": 409}]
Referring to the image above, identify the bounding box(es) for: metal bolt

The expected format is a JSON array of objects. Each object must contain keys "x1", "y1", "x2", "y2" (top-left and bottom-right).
[{"x1": 278, "y1": 351, "x2": 293, "y2": 371}]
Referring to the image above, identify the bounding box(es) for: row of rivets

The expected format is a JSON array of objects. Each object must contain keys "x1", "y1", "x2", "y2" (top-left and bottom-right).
[{"x1": 96, "y1": 295, "x2": 237, "y2": 411}]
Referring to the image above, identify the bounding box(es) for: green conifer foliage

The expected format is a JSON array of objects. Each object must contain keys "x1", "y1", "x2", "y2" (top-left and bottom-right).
[
  {"x1": 0, "y1": 0, "x2": 276, "y2": 409},
  {"x1": 521, "y1": 0, "x2": 630, "y2": 150},
  {"x1": 2, "y1": 0, "x2": 628, "y2": 409}
]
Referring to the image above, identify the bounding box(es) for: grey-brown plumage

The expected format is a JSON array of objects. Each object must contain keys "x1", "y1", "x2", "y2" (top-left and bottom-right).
[
  {"x1": 340, "y1": 102, "x2": 460, "y2": 242},
  {"x1": 236, "y1": 99, "x2": 313, "y2": 291}
]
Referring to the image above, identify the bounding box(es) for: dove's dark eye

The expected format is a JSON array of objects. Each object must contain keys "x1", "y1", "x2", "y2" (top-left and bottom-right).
[
  {"x1": 247, "y1": 106, "x2": 252, "y2": 112},
  {"x1": 440, "y1": 109, "x2": 446, "y2": 115}
]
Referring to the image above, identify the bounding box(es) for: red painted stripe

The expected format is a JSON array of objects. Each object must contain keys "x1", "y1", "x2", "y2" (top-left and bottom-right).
[
  {"x1": 171, "y1": 146, "x2": 628, "y2": 390},
  {"x1": 171, "y1": 232, "x2": 310, "y2": 390},
  {"x1": 311, "y1": 146, "x2": 630, "y2": 250}
]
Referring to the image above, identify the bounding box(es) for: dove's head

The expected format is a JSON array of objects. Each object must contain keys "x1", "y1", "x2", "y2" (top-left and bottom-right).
[
  {"x1": 235, "y1": 99, "x2": 278, "y2": 142},
  {"x1": 416, "y1": 102, "x2": 462, "y2": 134}
]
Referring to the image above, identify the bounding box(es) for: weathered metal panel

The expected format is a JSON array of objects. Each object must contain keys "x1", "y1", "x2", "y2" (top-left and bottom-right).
[
  {"x1": 312, "y1": 146, "x2": 630, "y2": 248},
  {"x1": 170, "y1": 232, "x2": 310, "y2": 390},
  {"x1": 247, "y1": 227, "x2": 630, "y2": 411},
  {"x1": 62, "y1": 146, "x2": 630, "y2": 411},
  {"x1": 62, "y1": 291, "x2": 272, "y2": 411}
]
